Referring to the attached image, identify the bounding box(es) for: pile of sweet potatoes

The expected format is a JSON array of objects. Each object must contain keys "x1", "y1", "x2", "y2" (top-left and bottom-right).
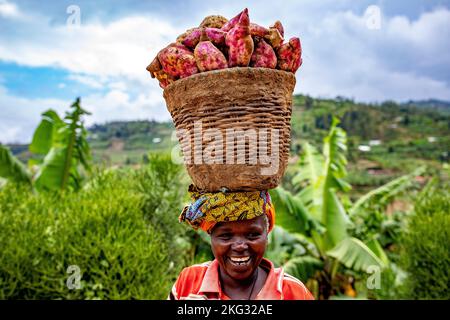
[{"x1": 146, "y1": 8, "x2": 302, "y2": 89}]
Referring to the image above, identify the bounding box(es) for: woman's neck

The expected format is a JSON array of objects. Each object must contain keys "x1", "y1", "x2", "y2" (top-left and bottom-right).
[
  {"x1": 218, "y1": 266, "x2": 268, "y2": 299},
  {"x1": 219, "y1": 266, "x2": 258, "y2": 289}
]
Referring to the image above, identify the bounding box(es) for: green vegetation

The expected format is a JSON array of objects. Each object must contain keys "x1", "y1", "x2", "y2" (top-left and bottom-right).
[
  {"x1": 0, "y1": 155, "x2": 189, "y2": 299},
  {"x1": 399, "y1": 179, "x2": 450, "y2": 299},
  {"x1": 1, "y1": 98, "x2": 91, "y2": 192},
  {"x1": 0, "y1": 95, "x2": 448, "y2": 300}
]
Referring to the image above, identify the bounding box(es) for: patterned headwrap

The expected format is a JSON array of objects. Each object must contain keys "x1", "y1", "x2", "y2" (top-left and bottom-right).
[{"x1": 179, "y1": 184, "x2": 275, "y2": 233}]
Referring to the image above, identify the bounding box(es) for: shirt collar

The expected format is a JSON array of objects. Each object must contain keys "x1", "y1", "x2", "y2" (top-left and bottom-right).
[{"x1": 198, "y1": 258, "x2": 283, "y2": 300}]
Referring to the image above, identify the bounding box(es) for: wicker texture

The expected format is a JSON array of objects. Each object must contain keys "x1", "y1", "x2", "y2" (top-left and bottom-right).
[{"x1": 163, "y1": 67, "x2": 296, "y2": 192}]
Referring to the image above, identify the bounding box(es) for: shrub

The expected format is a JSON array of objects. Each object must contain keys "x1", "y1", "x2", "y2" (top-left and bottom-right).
[
  {"x1": 400, "y1": 179, "x2": 450, "y2": 299},
  {"x1": 0, "y1": 156, "x2": 189, "y2": 299}
]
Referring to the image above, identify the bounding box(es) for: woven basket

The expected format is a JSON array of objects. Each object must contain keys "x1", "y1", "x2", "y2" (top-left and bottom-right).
[{"x1": 163, "y1": 67, "x2": 296, "y2": 192}]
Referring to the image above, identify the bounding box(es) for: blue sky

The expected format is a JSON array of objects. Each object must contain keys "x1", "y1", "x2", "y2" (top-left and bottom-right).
[{"x1": 0, "y1": 0, "x2": 450, "y2": 143}]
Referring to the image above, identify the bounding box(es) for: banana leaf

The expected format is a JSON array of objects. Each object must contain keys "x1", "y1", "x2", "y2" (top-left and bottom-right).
[
  {"x1": 270, "y1": 187, "x2": 324, "y2": 236},
  {"x1": 283, "y1": 256, "x2": 324, "y2": 283},
  {"x1": 350, "y1": 166, "x2": 426, "y2": 216},
  {"x1": 34, "y1": 98, "x2": 91, "y2": 191},
  {"x1": 29, "y1": 110, "x2": 63, "y2": 155},
  {"x1": 326, "y1": 237, "x2": 385, "y2": 273},
  {"x1": 365, "y1": 237, "x2": 389, "y2": 266},
  {"x1": 0, "y1": 145, "x2": 32, "y2": 185}
]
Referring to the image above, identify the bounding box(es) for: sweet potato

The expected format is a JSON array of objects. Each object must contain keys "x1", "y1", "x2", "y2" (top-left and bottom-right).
[
  {"x1": 181, "y1": 28, "x2": 203, "y2": 49},
  {"x1": 249, "y1": 22, "x2": 283, "y2": 48},
  {"x1": 270, "y1": 20, "x2": 284, "y2": 37},
  {"x1": 265, "y1": 28, "x2": 283, "y2": 48},
  {"x1": 225, "y1": 8, "x2": 254, "y2": 67},
  {"x1": 200, "y1": 15, "x2": 228, "y2": 29},
  {"x1": 176, "y1": 28, "x2": 196, "y2": 44},
  {"x1": 194, "y1": 39, "x2": 228, "y2": 72},
  {"x1": 153, "y1": 69, "x2": 176, "y2": 89},
  {"x1": 146, "y1": 56, "x2": 162, "y2": 79},
  {"x1": 250, "y1": 23, "x2": 268, "y2": 37},
  {"x1": 221, "y1": 9, "x2": 245, "y2": 32},
  {"x1": 158, "y1": 43, "x2": 199, "y2": 78},
  {"x1": 276, "y1": 37, "x2": 302, "y2": 73},
  {"x1": 250, "y1": 38, "x2": 277, "y2": 69},
  {"x1": 205, "y1": 27, "x2": 226, "y2": 47}
]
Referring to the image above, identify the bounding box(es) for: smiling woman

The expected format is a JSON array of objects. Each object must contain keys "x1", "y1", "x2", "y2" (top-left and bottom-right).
[{"x1": 168, "y1": 186, "x2": 314, "y2": 300}]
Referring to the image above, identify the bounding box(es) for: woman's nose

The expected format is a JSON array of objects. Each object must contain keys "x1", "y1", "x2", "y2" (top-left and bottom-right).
[{"x1": 231, "y1": 238, "x2": 248, "y2": 251}]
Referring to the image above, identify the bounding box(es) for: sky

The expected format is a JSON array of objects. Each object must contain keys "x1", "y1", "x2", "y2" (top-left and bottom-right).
[{"x1": 0, "y1": 0, "x2": 450, "y2": 143}]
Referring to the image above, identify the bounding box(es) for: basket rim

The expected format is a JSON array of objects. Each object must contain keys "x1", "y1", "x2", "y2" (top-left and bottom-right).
[{"x1": 163, "y1": 67, "x2": 296, "y2": 93}]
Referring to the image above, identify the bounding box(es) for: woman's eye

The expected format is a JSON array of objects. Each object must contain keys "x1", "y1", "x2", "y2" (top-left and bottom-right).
[
  {"x1": 218, "y1": 233, "x2": 232, "y2": 240},
  {"x1": 247, "y1": 233, "x2": 261, "y2": 239}
]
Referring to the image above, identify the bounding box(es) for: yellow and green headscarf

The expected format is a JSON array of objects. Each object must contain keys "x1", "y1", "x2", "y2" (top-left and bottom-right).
[{"x1": 179, "y1": 185, "x2": 275, "y2": 233}]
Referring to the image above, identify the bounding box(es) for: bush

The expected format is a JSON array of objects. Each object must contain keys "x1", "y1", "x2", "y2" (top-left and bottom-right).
[
  {"x1": 400, "y1": 180, "x2": 450, "y2": 299},
  {"x1": 0, "y1": 156, "x2": 189, "y2": 299}
]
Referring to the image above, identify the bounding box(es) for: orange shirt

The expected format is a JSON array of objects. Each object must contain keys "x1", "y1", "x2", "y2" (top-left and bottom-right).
[{"x1": 168, "y1": 258, "x2": 314, "y2": 300}]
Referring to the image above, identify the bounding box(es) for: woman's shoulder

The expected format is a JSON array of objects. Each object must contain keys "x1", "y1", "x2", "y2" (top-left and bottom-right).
[
  {"x1": 169, "y1": 261, "x2": 213, "y2": 300},
  {"x1": 279, "y1": 270, "x2": 315, "y2": 300},
  {"x1": 179, "y1": 261, "x2": 212, "y2": 280}
]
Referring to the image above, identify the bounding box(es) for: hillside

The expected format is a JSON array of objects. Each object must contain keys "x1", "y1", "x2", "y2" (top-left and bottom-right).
[{"x1": 7, "y1": 95, "x2": 449, "y2": 195}]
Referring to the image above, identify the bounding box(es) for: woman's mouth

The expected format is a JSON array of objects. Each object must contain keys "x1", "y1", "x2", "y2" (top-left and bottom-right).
[{"x1": 228, "y1": 256, "x2": 251, "y2": 267}]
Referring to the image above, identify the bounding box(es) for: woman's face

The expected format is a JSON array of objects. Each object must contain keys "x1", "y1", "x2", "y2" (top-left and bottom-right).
[{"x1": 210, "y1": 215, "x2": 268, "y2": 281}]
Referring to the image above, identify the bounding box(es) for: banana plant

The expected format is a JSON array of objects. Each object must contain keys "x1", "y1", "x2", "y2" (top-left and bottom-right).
[
  {"x1": 270, "y1": 118, "x2": 388, "y2": 299},
  {"x1": 0, "y1": 145, "x2": 32, "y2": 185},
  {"x1": 0, "y1": 98, "x2": 91, "y2": 192}
]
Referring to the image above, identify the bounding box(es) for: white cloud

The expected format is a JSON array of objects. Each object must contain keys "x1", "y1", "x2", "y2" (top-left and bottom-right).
[
  {"x1": 0, "y1": 0, "x2": 19, "y2": 18},
  {"x1": 0, "y1": 9, "x2": 180, "y2": 142},
  {"x1": 0, "y1": 83, "x2": 171, "y2": 143},
  {"x1": 0, "y1": 2, "x2": 449, "y2": 143},
  {"x1": 0, "y1": 86, "x2": 69, "y2": 143},
  {"x1": 0, "y1": 15, "x2": 182, "y2": 83},
  {"x1": 293, "y1": 7, "x2": 450, "y2": 102},
  {"x1": 68, "y1": 74, "x2": 104, "y2": 89}
]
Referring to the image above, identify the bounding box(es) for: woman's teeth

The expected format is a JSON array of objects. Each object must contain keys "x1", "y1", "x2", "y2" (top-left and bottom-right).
[{"x1": 229, "y1": 256, "x2": 251, "y2": 265}]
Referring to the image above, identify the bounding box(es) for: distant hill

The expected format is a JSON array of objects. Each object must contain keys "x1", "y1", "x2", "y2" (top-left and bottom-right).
[
  {"x1": 7, "y1": 95, "x2": 449, "y2": 180},
  {"x1": 402, "y1": 99, "x2": 450, "y2": 114}
]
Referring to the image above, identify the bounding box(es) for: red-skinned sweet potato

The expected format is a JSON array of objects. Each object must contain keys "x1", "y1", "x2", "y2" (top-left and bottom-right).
[
  {"x1": 181, "y1": 28, "x2": 203, "y2": 49},
  {"x1": 146, "y1": 56, "x2": 162, "y2": 78},
  {"x1": 225, "y1": 8, "x2": 254, "y2": 67},
  {"x1": 205, "y1": 28, "x2": 226, "y2": 47},
  {"x1": 200, "y1": 15, "x2": 228, "y2": 29},
  {"x1": 250, "y1": 23, "x2": 268, "y2": 37},
  {"x1": 250, "y1": 38, "x2": 277, "y2": 69},
  {"x1": 221, "y1": 9, "x2": 244, "y2": 32},
  {"x1": 158, "y1": 43, "x2": 199, "y2": 78},
  {"x1": 276, "y1": 37, "x2": 302, "y2": 73},
  {"x1": 194, "y1": 32, "x2": 228, "y2": 72},
  {"x1": 270, "y1": 20, "x2": 284, "y2": 38}
]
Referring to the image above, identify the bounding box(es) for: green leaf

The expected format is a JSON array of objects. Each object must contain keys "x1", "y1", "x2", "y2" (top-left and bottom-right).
[
  {"x1": 0, "y1": 145, "x2": 32, "y2": 185},
  {"x1": 323, "y1": 118, "x2": 351, "y2": 193},
  {"x1": 326, "y1": 237, "x2": 385, "y2": 272},
  {"x1": 269, "y1": 187, "x2": 323, "y2": 236},
  {"x1": 283, "y1": 256, "x2": 323, "y2": 282},
  {"x1": 323, "y1": 190, "x2": 351, "y2": 249},
  {"x1": 34, "y1": 98, "x2": 91, "y2": 192},
  {"x1": 34, "y1": 147, "x2": 73, "y2": 191},
  {"x1": 292, "y1": 142, "x2": 323, "y2": 187},
  {"x1": 365, "y1": 238, "x2": 389, "y2": 266},
  {"x1": 320, "y1": 118, "x2": 352, "y2": 249},
  {"x1": 29, "y1": 110, "x2": 63, "y2": 155},
  {"x1": 350, "y1": 166, "x2": 426, "y2": 216}
]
